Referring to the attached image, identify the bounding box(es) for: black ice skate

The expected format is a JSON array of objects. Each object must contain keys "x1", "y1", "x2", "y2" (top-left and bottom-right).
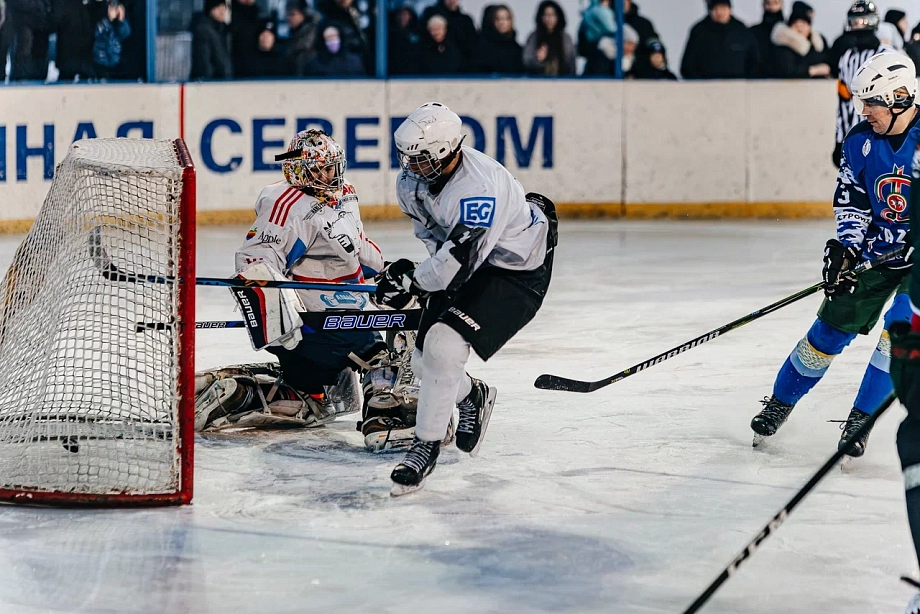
[
  {"x1": 751, "y1": 395, "x2": 795, "y2": 446},
  {"x1": 390, "y1": 438, "x2": 440, "y2": 496},
  {"x1": 837, "y1": 407, "x2": 873, "y2": 458},
  {"x1": 455, "y1": 378, "x2": 497, "y2": 457}
]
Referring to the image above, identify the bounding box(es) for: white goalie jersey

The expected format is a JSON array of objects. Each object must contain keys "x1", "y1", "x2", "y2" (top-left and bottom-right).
[
  {"x1": 235, "y1": 181, "x2": 385, "y2": 311},
  {"x1": 395, "y1": 146, "x2": 549, "y2": 293}
]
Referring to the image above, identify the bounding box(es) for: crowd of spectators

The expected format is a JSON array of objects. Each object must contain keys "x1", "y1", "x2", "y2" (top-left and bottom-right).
[
  {"x1": 1, "y1": 0, "x2": 145, "y2": 82},
  {"x1": 1, "y1": 0, "x2": 920, "y2": 81}
]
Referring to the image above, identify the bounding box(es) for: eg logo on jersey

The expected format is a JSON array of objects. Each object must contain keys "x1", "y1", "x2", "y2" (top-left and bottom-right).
[
  {"x1": 875, "y1": 165, "x2": 911, "y2": 223},
  {"x1": 459, "y1": 197, "x2": 496, "y2": 228}
]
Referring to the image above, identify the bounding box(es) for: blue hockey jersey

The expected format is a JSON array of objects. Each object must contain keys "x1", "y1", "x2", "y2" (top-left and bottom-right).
[{"x1": 834, "y1": 114, "x2": 920, "y2": 269}]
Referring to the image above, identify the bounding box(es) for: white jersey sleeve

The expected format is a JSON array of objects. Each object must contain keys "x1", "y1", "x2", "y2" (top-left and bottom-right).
[{"x1": 234, "y1": 183, "x2": 318, "y2": 275}]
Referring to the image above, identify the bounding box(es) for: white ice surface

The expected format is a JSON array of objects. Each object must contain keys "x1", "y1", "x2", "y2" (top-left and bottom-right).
[{"x1": 0, "y1": 219, "x2": 916, "y2": 613}]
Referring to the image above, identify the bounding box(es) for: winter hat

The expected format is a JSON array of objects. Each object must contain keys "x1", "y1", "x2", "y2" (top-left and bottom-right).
[
  {"x1": 205, "y1": 0, "x2": 226, "y2": 13},
  {"x1": 885, "y1": 9, "x2": 907, "y2": 26},
  {"x1": 646, "y1": 37, "x2": 665, "y2": 55},
  {"x1": 286, "y1": 0, "x2": 308, "y2": 13},
  {"x1": 791, "y1": 1, "x2": 813, "y2": 16},
  {"x1": 707, "y1": 0, "x2": 730, "y2": 9},
  {"x1": 260, "y1": 18, "x2": 278, "y2": 33},
  {"x1": 622, "y1": 23, "x2": 639, "y2": 44}
]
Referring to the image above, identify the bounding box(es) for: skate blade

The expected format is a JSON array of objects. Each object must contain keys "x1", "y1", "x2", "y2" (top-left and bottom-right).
[
  {"x1": 390, "y1": 479, "x2": 425, "y2": 497},
  {"x1": 469, "y1": 386, "x2": 497, "y2": 458}
]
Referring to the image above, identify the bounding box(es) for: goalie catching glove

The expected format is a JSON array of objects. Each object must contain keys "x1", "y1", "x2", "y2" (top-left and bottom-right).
[
  {"x1": 823, "y1": 239, "x2": 859, "y2": 299},
  {"x1": 233, "y1": 262, "x2": 306, "y2": 350},
  {"x1": 375, "y1": 259, "x2": 425, "y2": 309}
]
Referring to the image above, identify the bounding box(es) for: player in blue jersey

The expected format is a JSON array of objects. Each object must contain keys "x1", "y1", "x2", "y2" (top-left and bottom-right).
[{"x1": 751, "y1": 52, "x2": 919, "y2": 456}]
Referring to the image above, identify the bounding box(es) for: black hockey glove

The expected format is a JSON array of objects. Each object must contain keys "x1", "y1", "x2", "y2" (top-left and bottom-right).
[
  {"x1": 822, "y1": 239, "x2": 859, "y2": 300},
  {"x1": 375, "y1": 259, "x2": 424, "y2": 310}
]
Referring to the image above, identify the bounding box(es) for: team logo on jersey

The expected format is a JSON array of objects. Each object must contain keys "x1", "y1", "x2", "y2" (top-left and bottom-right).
[
  {"x1": 875, "y1": 165, "x2": 911, "y2": 223},
  {"x1": 863, "y1": 139, "x2": 872, "y2": 157},
  {"x1": 459, "y1": 197, "x2": 496, "y2": 228},
  {"x1": 246, "y1": 227, "x2": 258, "y2": 240},
  {"x1": 324, "y1": 210, "x2": 356, "y2": 253}
]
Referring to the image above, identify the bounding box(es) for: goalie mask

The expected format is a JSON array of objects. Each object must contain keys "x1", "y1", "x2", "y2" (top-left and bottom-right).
[
  {"x1": 394, "y1": 102, "x2": 463, "y2": 184},
  {"x1": 277, "y1": 130, "x2": 346, "y2": 198}
]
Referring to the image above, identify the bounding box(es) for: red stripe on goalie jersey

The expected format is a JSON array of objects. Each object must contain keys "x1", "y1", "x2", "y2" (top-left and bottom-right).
[{"x1": 269, "y1": 188, "x2": 302, "y2": 226}]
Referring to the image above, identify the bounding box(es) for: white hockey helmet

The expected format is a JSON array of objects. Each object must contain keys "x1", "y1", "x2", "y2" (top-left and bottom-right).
[
  {"x1": 851, "y1": 52, "x2": 918, "y2": 116},
  {"x1": 276, "y1": 129, "x2": 346, "y2": 197},
  {"x1": 393, "y1": 102, "x2": 463, "y2": 184}
]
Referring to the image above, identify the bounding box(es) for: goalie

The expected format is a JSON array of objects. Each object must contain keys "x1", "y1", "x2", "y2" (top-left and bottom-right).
[{"x1": 194, "y1": 130, "x2": 431, "y2": 451}]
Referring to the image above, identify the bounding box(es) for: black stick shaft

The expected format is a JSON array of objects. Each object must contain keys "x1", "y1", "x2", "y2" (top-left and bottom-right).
[
  {"x1": 534, "y1": 246, "x2": 907, "y2": 393},
  {"x1": 681, "y1": 392, "x2": 897, "y2": 614}
]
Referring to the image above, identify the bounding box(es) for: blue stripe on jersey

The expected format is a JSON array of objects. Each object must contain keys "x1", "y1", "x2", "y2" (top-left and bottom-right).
[
  {"x1": 286, "y1": 238, "x2": 307, "y2": 270},
  {"x1": 361, "y1": 264, "x2": 379, "y2": 278}
]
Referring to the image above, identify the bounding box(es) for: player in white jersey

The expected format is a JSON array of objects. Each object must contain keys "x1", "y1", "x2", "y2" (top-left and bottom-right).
[
  {"x1": 375, "y1": 102, "x2": 558, "y2": 495},
  {"x1": 194, "y1": 130, "x2": 421, "y2": 444}
]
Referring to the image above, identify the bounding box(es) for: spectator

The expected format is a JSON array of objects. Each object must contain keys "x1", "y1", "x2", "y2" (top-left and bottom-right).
[
  {"x1": 284, "y1": 0, "x2": 321, "y2": 76},
  {"x1": 243, "y1": 18, "x2": 286, "y2": 77},
  {"x1": 304, "y1": 23, "x2": 365, "y2": 76},
  {"x1": 476, "y1": 4, "x2": 522, "y2": 74},
  {"x1": 0, "y1": 0, "x2": 7, "y2": 80},
  {"x1": 49, "y1": 0, "x2": 96, "y2": 81},
  {"x1": 623, "y1": 0, "x2": 657, "y2": 52},
  {"x1": 623, "y1": 0, "x2": 658, "y2": 72},
  {"x1": 680, "y1": 0, "x2": 759, "y2": 80},
  {"x1": 415, "y1": 14, "x2": 463, "y2": 74},
  {"x1": 7, "y1": 0, "x2": 52, "y2": 80},
  {"x1": 92, "y1": 0, "x2": 130, "y2": 79},
  {"x1": 885, "y1": 9, "x2": 909, "y2": 45},
  {"x1": 523, "y1": 0, "x2": 575, "y2": 76},
  {"x1": 190, "y1": 0, "x2": 233, "y2": 80},
  {"x1": 771, "y1": 9, "x2": 829, "y2": 79},
  {"x1": 317, "y1": 0, "x2": 368, "y2": 65},
  {"x1": 420, "y1": 0, "x2": 477, "y2": 69},
  {"x1": 632, "y1": 37, "x2": 676, "y2": 79},
  {"x1": 906, "y1": 23, "x2": 920, "y2": 75},
  {"x1": 387, "y1": 5, "x2": 420, "y2": 75},
  {"x1": 878, "y1": 22, "x2": 904, "y2": 51},
  {"x1": 230, "y1": 0, "x2": 262, "y2": 78},
  {"x1": 749, "y1": 0, "x2": 783, "y2": 76},
  {"x1": 578, "y1": 0, "x2": 616, "y2": 75}
]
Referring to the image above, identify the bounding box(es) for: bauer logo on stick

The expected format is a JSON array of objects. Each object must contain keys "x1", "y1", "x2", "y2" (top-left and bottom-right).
[{"x1": 459, "y1": 197, "x2": 496, "y2": 227}]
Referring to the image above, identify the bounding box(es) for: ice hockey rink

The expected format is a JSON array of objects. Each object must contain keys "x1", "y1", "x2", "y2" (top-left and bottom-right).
[{"x1": 0, "y1": 218, "x2": 914, "y2": 613}]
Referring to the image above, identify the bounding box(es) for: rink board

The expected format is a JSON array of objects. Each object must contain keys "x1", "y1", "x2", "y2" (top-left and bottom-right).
[{"x1": 0, "y1": 79, "x2": 835, "y2": 229}]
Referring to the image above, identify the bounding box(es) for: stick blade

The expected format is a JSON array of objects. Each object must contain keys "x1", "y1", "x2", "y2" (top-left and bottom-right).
[{"x1": 533, "y1": 374, "x2": 595, "y2": 393}]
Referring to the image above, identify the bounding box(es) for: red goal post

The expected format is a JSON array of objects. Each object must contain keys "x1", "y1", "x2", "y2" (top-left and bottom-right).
[{"x1": 0, "y1": 138, "x2": 196, "y2": 506}]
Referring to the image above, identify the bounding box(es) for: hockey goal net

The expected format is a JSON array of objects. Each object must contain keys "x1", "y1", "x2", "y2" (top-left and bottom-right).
[{"x1": 0, "y1": 138, "x2": 196, "y2": 506}]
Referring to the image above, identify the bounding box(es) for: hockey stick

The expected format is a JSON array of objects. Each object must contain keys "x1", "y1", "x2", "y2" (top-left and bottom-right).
[
  {"x1": 534, "y1": 245, "x2": 908, "y2": 393},
  {"x1": 136, "y1": 308, "x2": 422, "y2": 333},
  {"x1": 89, "y1": 228, "x2": 375, "y2": 293},
  {"x1": 681, "y1": 391, "x2": 897, "y2": 613}
]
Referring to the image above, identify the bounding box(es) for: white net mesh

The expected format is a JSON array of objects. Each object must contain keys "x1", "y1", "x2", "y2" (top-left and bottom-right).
[{"x1": 0, "y1": 139, "x2": 190, "y2": 500}]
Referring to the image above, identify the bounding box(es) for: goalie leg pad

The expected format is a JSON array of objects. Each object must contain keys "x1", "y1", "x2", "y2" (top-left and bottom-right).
[{"x1": 194, "y1": 377, "x2": 257, "y2": 432}]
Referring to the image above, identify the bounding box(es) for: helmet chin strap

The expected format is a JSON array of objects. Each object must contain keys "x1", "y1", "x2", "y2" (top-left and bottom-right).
[{"x1": 884, "y1": 104, "x2": 915, "y2": 135}]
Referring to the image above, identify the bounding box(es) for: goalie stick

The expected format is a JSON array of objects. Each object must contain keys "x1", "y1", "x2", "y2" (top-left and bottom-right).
[
  {"x1": 681, "y1": 392, "x2": 896, "y2": 613},
  {"x1": 136, "y1": 308, "x2": 423, "y2": 332},
  {"x1": 534, "y1": 245, "x2": 908, "y2": 393},
  {"x1": 89, "y1": 227, "x2": 375, "y2": 293}
]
